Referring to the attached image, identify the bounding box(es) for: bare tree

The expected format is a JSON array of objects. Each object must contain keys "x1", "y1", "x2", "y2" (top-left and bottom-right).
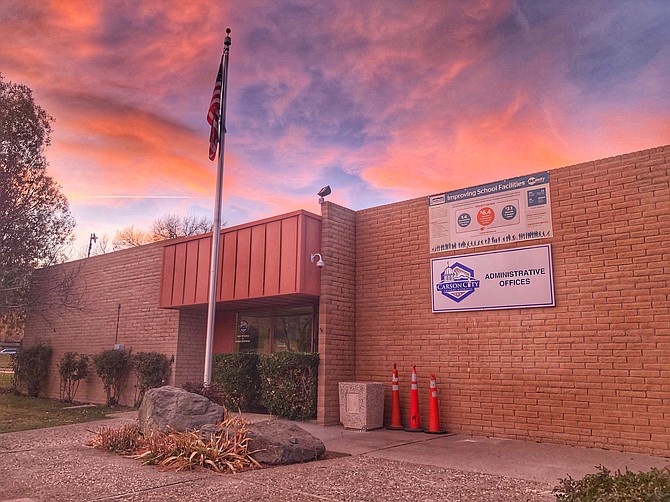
[
  {"x1": 112, "y1": 214, "x2": 214, "y2": 250},
  {"x1": 112, "y1": 226, "x2": 150, "y2": 250},
  {"x1": 21, "y1": 260, "x2": 86, "y2": 336},
  {"x1": 150, "y1": 213, "x2": 212, "y2": 241},
  {"x1": 92, "y1": 234, "x2": 112, "y2": 255},
  {"x1": 91, "y1": 234, "x2": 113, "y2": 256},
  {"x1": 76, "y1": 233, "x2": 112, "y2": 258}
]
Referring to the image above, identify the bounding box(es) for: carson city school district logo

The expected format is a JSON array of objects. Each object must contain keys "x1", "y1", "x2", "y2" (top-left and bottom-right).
[{"x1": 436, "y1": 262, "x2": 480, "y2": 303}]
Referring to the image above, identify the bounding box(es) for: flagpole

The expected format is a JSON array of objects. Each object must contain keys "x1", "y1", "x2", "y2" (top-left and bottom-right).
[{"x1": 204, "y1": 28, "x2": 231, "y2": 386}]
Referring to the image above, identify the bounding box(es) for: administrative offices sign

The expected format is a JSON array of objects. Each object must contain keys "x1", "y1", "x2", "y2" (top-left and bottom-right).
[
  {"x1": 430, "y1": 244, "x2": 554, "y2": 312},
  {"x1": 429, "y1": 172, "x2": 552, "y2": 253}
]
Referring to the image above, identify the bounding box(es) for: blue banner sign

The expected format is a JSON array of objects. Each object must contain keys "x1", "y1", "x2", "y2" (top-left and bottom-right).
[{"x1": 429, "y1": 172, "x2": 552, "y2": 253}]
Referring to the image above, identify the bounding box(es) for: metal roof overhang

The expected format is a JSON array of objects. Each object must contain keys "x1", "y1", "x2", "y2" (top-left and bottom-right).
[
  {"x1": 158, "y1": 210, "x2": 322, "y2": 309},
  {"x1": 162, "y1": 293, "x2": 320, "y2": 312}
]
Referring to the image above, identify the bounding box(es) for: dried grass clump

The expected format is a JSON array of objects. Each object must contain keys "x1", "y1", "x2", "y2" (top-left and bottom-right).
[
  {"x1": 220, "y1": 413, "x2": 250, "y2": 429},
  {"x1": 88, "y1": 422, "x2": 142, "y2": 454},
  {"x1": 88, "y1": 414, "x2": 259, "y2": 474}
]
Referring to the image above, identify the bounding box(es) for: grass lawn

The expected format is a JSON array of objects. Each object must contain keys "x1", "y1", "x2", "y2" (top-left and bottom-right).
[
  {"x1": 0, "y1": 372, "x2": 11, "y2": 389},
  {"x1": 0, "y1": 353, "x2": 12, "y2": 369},
  {"x1": 0, "y1": 354, "x2": 13, "y2": 390},
  {"x1": 0, "y1": 390, "x2": 116, "y2": 433}
]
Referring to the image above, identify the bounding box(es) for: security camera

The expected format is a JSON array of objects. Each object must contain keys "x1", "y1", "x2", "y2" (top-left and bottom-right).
[
  {"x1": 310, "y1": 253, "x2": 325, "y2": 268},
  {"x1": 317, "y1": 185, "x2": 331, "y2": 204}
]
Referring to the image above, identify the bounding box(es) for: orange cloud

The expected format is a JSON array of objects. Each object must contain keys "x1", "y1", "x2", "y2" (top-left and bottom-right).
[
  {"x1": 2, "y1": 0, "x2": 668, "y2": 255},
  {"x1": 47, "y1": 0, "x2": 101, "y2": 29},
  {"x1": 361, "y1": 92, "x2": 580, "y2": 198}
]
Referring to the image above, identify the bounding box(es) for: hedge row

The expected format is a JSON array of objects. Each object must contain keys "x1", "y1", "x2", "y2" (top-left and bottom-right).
[
  {"x1": 208, "y1": 352, "x2": 319, "y2": 420},
  {"x1": 12, "y1": 345, "x2": 172, "y2": 407}
]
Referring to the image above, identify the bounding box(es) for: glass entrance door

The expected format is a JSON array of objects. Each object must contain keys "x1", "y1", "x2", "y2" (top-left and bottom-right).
[
  {"x1": 234, "y1": 314, "x2": 271, "y2": 353},
  {"x1": 235, "y1": 305, "x2": 316, "y2": 354}
]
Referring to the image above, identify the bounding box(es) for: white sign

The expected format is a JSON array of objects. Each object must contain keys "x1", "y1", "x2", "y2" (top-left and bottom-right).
[
  {"x1": 431, "y1": 245, "x2": 554, "y2": 312},
  {"x1": 429, "y1": 172, "x2": 552, "y2": 253}
]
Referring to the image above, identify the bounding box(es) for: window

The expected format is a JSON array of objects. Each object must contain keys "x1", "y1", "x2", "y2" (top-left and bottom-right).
[
  {"x1": 235, "y1": 314, "x2": 271, "y2": 353},
  {"x1": 235, "y1": 305, "x2": 316, "y2": 354}
]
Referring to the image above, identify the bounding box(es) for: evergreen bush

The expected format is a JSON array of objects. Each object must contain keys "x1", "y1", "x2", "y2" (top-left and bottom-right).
[
  {"x1": 212, "y1": 352, "x2": 261, "y2": 411},
  {"x1": 554, "y1": 465, "x2": 670, "y2": 501},
  {"x1": 259, "y1": 352, "x2": 319, "y2": 420},
  {"x1": 181, "y1": 381, "x2": 227, "y2": 405},
  {"x1": 12, "y1": 343, "x2": 53, "y2": 397},
  {"x1": 131, "y1": 352, "x2": 172, "y2": 408},
  {"x1": 58, "y1": 351, "x2": 90, "y2": 403},
  {"x1": 93, "y1": 349, "x2": 131, "y2": 406}
]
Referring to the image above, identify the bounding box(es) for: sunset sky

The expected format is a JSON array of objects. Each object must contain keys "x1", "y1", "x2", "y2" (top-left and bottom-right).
[{"x1": 1, "y1": 0, "x2": 669, "y2": 255}]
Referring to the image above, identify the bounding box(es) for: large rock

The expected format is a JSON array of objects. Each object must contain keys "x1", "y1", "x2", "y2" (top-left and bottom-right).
[
  {"x1": 200, "y1": 419, "x2": 325, "y2": 465},
  {"x1": 245, "y1": 419, "x2": 326, "y2": 465},
  {"x1": 138, "y1": 386, "x2": 224, "y2": 435}
]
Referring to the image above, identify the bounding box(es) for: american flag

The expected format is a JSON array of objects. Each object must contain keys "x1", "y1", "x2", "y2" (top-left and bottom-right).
[{"x1": 207, "y1": 63, "x2": 222, "y2": 161}]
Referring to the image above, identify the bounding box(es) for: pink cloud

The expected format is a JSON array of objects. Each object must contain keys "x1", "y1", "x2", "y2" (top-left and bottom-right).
[{"x1": 1, "y1": 0, "x2": 668, "y2": 253}]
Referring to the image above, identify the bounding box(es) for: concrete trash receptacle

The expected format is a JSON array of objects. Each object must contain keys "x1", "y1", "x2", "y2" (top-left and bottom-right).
[{"x1": 338, "y1": 382, "x2": 385, "y2": 430}]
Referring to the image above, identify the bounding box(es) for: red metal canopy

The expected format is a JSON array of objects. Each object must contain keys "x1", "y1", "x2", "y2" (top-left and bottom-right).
[{"x1": 159, "y1": 210, "x2": 322, "y2": 308}]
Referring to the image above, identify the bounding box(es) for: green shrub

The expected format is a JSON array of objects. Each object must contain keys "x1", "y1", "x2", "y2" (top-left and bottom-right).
[
  {"x1": 182, "y1": 381, "x2": 227, "y2": 405},
  {"x1": 58, "y1": 352, "x2": 90, "y2": 403},
  {"x1": 259, "y1": 352, "x2": 319, "y2": 420},
  {"x1": 554, "y1": 465, "x2": 670, "y2": 501},
  {"x1": 12, "y1": 343, "x2": 53, "y2": 397},
  {"x1": 184, "y1": 352, "x2": 319, "y2": 419},
  {"x1": 93, "y1": 349, "x2": 131, "y2": 406},
  {"x1": 132, "y1": 352, "x2": 172, "y2": 408},
  {"x1": 212, "y1": 353, "x2": 261, "y2": 411}
]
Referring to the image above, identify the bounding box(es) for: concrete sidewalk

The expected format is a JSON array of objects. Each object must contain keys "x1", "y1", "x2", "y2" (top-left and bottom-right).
[
  {"x1": 1, "y1": 411, "x2": 668, "y2": 501},
  {"x1": 288, "y1": 418, "x2": 670, "y2": 485}
]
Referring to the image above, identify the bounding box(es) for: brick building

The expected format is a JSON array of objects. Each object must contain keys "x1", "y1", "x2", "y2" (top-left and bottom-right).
[{"x1": 24, "y1": 145, "x2": 670, "y2": 456}]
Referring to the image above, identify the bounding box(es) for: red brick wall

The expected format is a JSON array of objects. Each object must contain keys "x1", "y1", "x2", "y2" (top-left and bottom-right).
[
  {"x1": 317, "y1": 202, "x2": 357, "y2": 425},
  {"x1": 352, "y1": 145, "x2": 670, "y2": 455},
  {"x1": 23, "y1": 242, "x2": 182, "y2": 406},
  {"x1": 174, "y1": 308, "x2": 207, "y2": 386},
  {"x1": 21, "y1": 145, "x2": 670, "y2": 455}
]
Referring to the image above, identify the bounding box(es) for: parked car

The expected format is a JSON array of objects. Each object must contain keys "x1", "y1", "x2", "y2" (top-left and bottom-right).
[{"x1": 0, "y1": 348, "x2": 18, "y2": 354}]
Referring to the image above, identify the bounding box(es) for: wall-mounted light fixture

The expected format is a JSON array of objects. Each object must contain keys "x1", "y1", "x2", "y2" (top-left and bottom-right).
[
  {"x1": 310, "y1": 253, "x2": 325, "y2": 268},
  {"x1": 317, "y1": 185, "x2": 331, "y2": 204}
]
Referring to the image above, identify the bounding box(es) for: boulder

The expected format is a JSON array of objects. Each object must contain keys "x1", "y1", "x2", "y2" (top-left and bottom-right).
[
  {"x1": 138, "y1": 386, "x2": 224, "y2": 435},
  {"x1": 198, "y1": 419, "x2": 325, "y2": 464},
  {"x1": 245, "y1": 419, "x2": 326, "y2": 465}
]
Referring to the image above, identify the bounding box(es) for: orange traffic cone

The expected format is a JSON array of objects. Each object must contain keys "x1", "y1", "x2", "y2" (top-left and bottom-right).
[
  {"x1": 426, "y1": 373, "x2": 446, "y2": 434},
  {"x1": 404, "y1": 365, "x2": 423, "y2": 432},
  {"x1": 387, "y1": 363, "x2": 403, "y2": 430}
]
